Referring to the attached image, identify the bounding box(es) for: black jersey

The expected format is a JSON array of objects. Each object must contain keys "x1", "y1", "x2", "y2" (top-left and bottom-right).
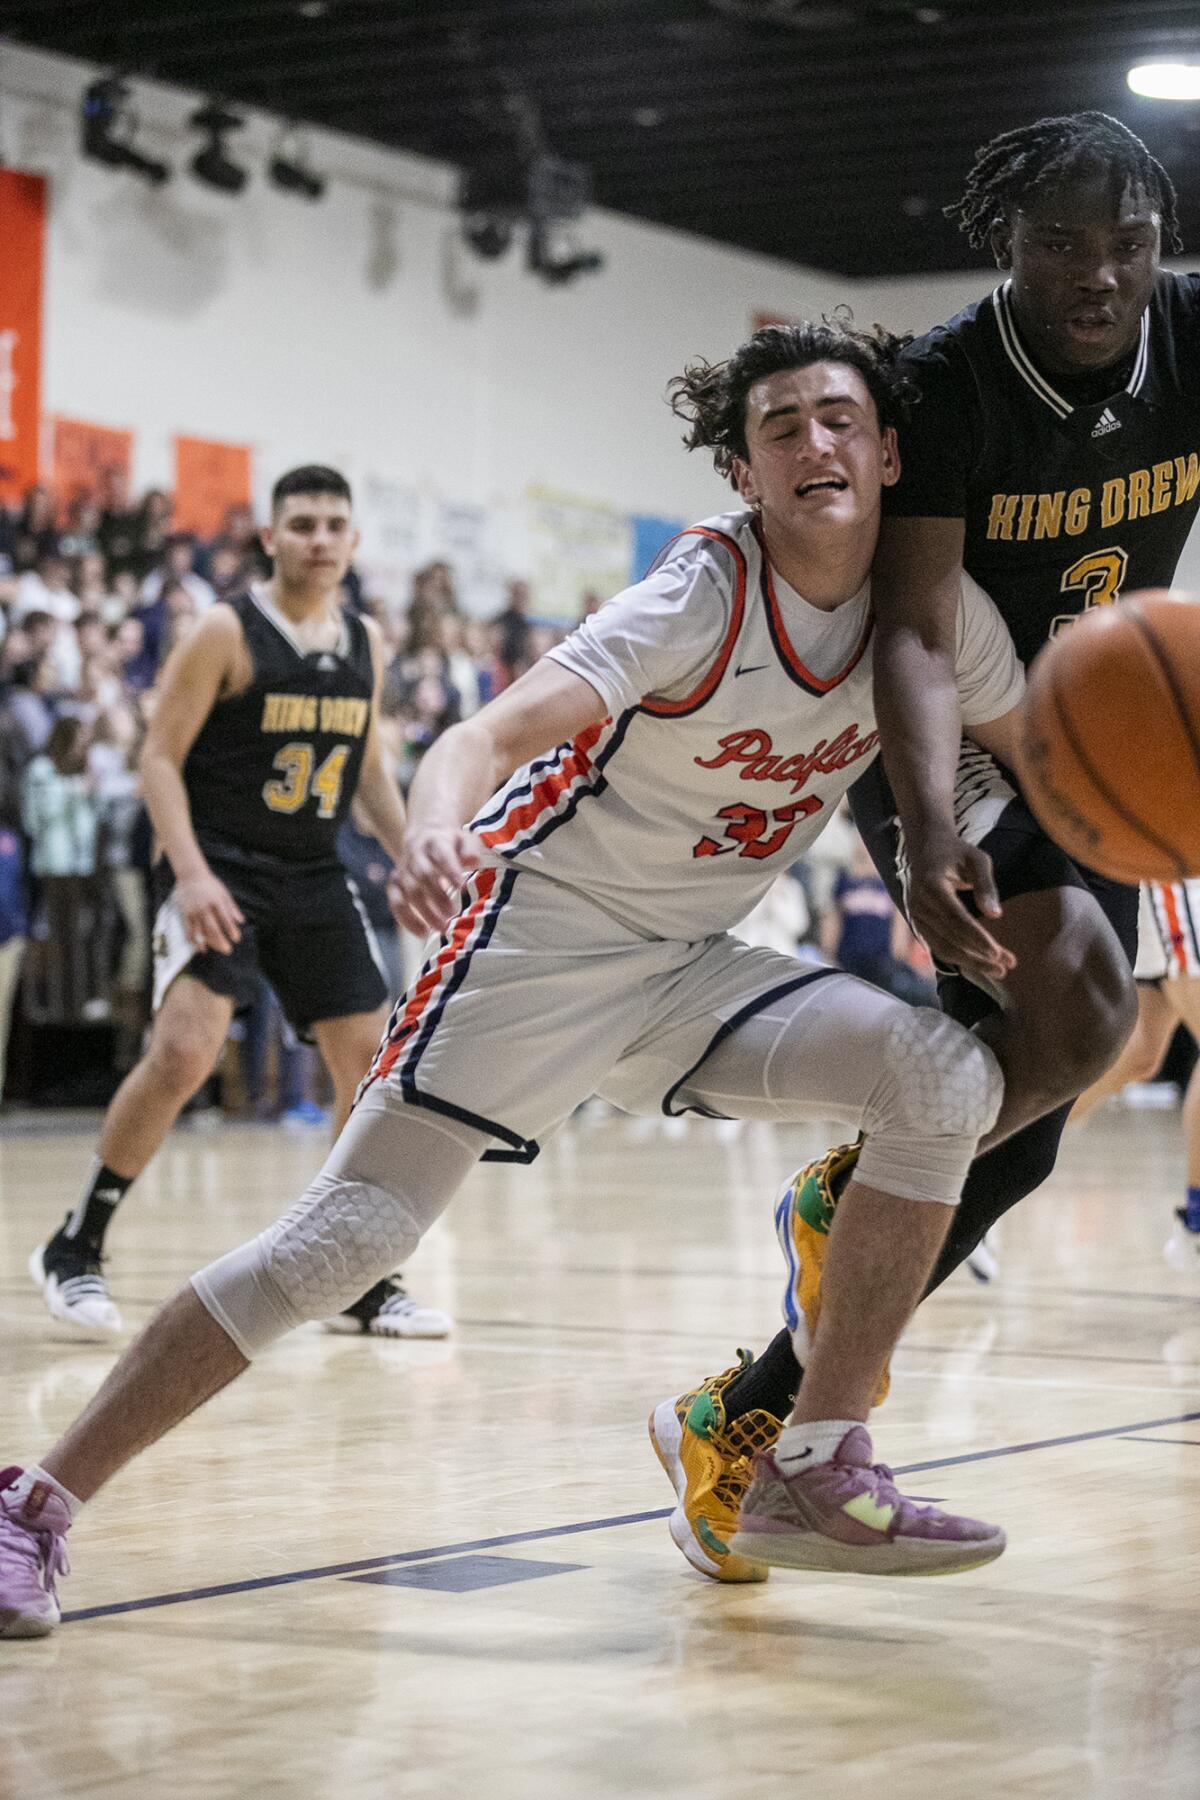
[
  {"x1": 184, "y1": 589, "x2": 374, "y2": 866},
  {"x1": 883, "y1": 272, "x2": 1200, "y2": 666}
]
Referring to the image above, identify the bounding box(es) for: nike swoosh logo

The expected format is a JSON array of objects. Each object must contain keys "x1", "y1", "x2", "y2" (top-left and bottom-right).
[
  {"x1": 776, "y1": 1446, "x2": 813, "y2": 1470},
  {"x1": 734, "y1": 662, "x2": 769, "y2": 678}
]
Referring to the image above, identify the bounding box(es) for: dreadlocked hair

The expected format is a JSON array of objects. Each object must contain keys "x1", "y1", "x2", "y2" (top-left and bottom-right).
[
  {"x1": 668, "y1": 314, "x2": 915, "y2": 480},
  {"x1": 946, "y1": 111, "x2": 1181, "y2": 253}
]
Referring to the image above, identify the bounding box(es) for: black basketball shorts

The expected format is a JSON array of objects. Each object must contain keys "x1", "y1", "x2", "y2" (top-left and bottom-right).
[
  {"x1": 849, "y1": 748, "x2": 1139, "y2": 1016},
  {"x1": 151, "y1": 849, "x2": 388, "y2": 1036}
]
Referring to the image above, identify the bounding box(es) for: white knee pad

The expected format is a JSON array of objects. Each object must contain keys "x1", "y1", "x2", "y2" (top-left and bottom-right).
[
  {"x1": 856, "y1": 1009, "x2": 1003, "y2": 1205},
  {"x1": 881, "y1": 1007, "x2": 1002, "y2": 1139},
  {"x1": 192, "y1": 1174, "x2": 424, "y2": 1359}
]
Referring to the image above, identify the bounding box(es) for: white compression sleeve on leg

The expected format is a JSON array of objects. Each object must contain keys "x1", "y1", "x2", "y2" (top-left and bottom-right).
[
  {"x1": 192, "y1": 1095, "x2": 487, "y2": 1358},
  {"x1": 678, "y1": 972, "x2": 1001, "y2": 1204}
]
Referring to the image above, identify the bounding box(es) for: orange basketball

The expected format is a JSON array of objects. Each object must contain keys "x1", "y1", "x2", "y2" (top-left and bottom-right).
[{"x1": 1017, "y1": 591, "x2": 1200, "y2": 884}]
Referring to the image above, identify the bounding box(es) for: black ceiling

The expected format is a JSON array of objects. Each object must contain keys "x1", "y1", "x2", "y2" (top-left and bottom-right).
[{"x1": 8, "y1": 0, "x2": 1200, "y2": 277}]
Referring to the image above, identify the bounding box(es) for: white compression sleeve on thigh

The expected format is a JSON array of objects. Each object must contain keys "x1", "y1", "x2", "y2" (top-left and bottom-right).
[
  {"x1": 191, "y1": 1096, "x2": 487, "y2": 1358},
  {"x1": 679, "y1": 973, "x2": 1001, "y2": 1204}
]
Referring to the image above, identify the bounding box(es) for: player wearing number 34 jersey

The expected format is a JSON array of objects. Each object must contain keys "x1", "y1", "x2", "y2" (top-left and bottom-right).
[{"x1": 27, "y1": 466, "x2": 450, "y2": 1348}]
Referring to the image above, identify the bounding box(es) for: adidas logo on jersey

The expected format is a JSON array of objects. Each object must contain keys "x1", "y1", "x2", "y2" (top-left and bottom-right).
[{"x1": 1091, "y1": 407, "x2": 1121, "y2": 438}]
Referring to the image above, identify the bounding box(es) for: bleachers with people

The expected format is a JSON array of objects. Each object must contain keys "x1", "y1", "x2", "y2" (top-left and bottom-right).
[{"x1": 0, "y1": 479, "x2": 552, "y2": 1104}]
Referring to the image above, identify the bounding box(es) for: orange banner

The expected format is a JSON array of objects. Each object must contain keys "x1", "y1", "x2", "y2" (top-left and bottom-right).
[
  {"x1": 49, "y1": 416, "x2": 134, "y2": 510},
  {"x1": 0, "y1": 171, "x2": 46, "y2": 506},
  {"x1": 173, "y1": 436, "x2": 253, "y2": 537}
]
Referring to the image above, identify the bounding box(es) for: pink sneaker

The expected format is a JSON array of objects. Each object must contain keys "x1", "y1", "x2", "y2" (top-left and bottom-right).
[
  {"x1": 731, "y1": 1427, "x2": 1005, "y2": 1577},
  {"x1": 0, "y1": 1468, "x2": 71, "y2": 1637}
]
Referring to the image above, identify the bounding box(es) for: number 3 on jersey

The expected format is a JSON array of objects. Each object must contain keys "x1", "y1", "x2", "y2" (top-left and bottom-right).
[
  {"x1": 693, "y1": 794, "x2": 823, "y2": 861},
  {"x1": 263, "y1": 742, "x2": 351, "y2": 818},
  {"x1": 1050, "y1": 546, "x2": 1128, "y2": 636}
]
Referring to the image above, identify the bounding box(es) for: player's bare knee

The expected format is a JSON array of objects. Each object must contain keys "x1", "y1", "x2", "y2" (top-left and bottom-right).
[
  {"x1": 145, "y1": 1026, "x2": 219, "y2": 1100},
  {"x1": 1039, "y1": 956, "x2": 1136, "y2": 1098}
]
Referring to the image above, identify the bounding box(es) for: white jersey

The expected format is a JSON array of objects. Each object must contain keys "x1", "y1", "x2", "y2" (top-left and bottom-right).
[{"x1": 472, "y1": 509, "x2": 1023, "y2": 939}]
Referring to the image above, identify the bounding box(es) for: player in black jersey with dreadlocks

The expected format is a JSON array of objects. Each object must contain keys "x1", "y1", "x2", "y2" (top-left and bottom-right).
[
  {"x1": 653, "y1": 112, "x2": 1200, "y2": 1584},
  {"x1": 30, "y1": 466, "x2": 450, "y2": 1344}
]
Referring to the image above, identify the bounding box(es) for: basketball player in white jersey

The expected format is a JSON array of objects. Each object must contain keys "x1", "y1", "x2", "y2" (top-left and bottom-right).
[
  {"x1": 1, "y1": 321, "x2": 1025, "y2": 1634},
  {"x1": 1072, "y1": 880, "x2": 1200, "y2": 1267}
]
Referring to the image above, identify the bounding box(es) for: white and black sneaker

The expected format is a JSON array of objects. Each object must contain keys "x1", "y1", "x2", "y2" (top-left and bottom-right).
[
  {"x1": 965, "y1": 1231, "x2": 999, "y2": 1284},
  {"x1": 29, "y1": 1231, "x2": 122, "y2": 1340},
  {"x1": 323, "y1": 1276, "x2": 452, "y2": 1340}
]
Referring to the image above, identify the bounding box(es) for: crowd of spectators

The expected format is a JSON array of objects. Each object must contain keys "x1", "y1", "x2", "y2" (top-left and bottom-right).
[
  {"x1": 0, "y1": 473, "x2": 928, "y2": 1112},
  {"x1": 0, "y1": 475, "x2": 568, "y2": 1105}
]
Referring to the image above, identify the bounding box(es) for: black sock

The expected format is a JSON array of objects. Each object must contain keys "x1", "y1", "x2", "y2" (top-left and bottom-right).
[
  {"x1": 722, "y1": 1328, "x2": 802, "y2": 1422},
  {"x1": 59, "y1": 1160, "x2": 134, "y2": 1255}
]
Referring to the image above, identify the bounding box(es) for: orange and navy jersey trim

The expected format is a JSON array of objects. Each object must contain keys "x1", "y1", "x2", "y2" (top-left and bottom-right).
[
  {"x1": 469, "y1": 523, "x2": 747, "y2": 860},
  {"x1": 474, "y1": 720, "x2": 609, "y2": 854},
  {"x1": 1149, "y1": 879, "x2": 1200, "y2": 978},
  {"x1": 754, "y1": 531, "x2": 873, "y2": 697},
  {"x1": 640, "y1": 525, "x2": 748, "y2": 719},
  {"x1": 358, "y1": 866, "x2": 538, "y2": 1160}
]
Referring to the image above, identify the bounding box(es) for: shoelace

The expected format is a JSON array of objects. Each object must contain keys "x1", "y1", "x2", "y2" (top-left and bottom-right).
[
  {"x1": 864, "y1": 1460, "x2": 940, "y2": 1526},
  {"x1": 56, "y1": 1273, "x2": 110, "y2": 1301},
  {"x1": 377, "y1": 1285, "x2": 418, "y2": 1314},
  {"x1": 0, "y1": 1503, "x2": 70, "y2": 1595}
]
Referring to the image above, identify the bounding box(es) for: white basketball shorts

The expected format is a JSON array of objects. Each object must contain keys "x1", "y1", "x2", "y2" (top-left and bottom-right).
[
  {"x1": 358, "y1": 864, "x2": 843, "y2": 1162},
  {"x1": 1135, "y1": 880, "x2": 1200, "y2": 983}
]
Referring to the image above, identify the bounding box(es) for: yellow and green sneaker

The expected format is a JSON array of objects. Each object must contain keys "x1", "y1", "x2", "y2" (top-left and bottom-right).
[
  {"x1": 776, "y1": 1139, "x2": 890, "y2": 1406},
  {"x1": 649, "y1": 1353, "x2": 782, "y2": 1583}
]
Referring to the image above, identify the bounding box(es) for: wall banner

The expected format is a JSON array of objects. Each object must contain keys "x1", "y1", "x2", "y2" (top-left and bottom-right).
[
  {"x1": 173, "y1": 436, "x2": 253, "y2": 537},
  {"x1": 0, "y1": 171, "x2": 46, "y2": 506},
  {"x1": 49, "y1": 416, "x2": 134, "y2": 510}
]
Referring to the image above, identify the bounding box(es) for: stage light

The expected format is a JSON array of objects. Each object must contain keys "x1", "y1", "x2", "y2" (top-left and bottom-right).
[
  {"x1": 462, "y1": 215, "x2": 513, "y2": 259},
  {"x1": 80, "y1": 76, "x2": 171, "y2": 186},
  {"x1": 459, "y1": 152, "x2": 604, "y2": 284},
  {"x1": 268, "y1": 128, "x2": 326, "y2": 200},
  {"x1": 189, "y1": 101, "x2": 248, "y2": 194},
  {"x1": 526, "y1": 220, "x2": 605, "y2": 286},
  {"x1": 1128, "y1": 63, "x2": 1200, "y2": 100}
]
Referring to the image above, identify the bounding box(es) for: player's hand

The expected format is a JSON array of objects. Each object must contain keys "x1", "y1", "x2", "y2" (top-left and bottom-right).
[
  {"x1": 389, "y1": 827, "x2": 484, "y2": 936},
  {"x1": 175, "y1": 872, "x2": 245, "y2": 956},
  {"x1": 904, "y1": 829, "x2": 1016, "y2": 985}
]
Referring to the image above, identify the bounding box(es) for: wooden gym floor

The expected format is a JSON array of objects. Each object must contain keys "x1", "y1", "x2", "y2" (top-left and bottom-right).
[{"x1": 1, "y1": 1100, "x2": 1198, "y2": 1800}]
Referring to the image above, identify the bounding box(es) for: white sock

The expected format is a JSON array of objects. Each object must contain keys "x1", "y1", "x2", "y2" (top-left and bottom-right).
[
  {"x1": 774, "y1": 1420, "x2": 864, "y2": 1472},
  {"x1": 3, "y1": 1464, "x2": 82, "y2": 1523}
]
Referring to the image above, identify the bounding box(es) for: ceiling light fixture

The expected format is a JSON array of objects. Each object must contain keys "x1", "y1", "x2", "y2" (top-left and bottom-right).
[
  {"x1": 79, "y1": 75, "x2": 171, "y2": 186},
  {"x1": 459, "y1": 151, "x2": 604, "y2": 285},
  {"x1": 1127, "y1": 62, "x2": 1200, "y2": 100},
  {"x1": 189, "y1": 100, "x2": 248, "y2": 194},
  {"x1": 269, "y1": 126, "x2": 326, "y2": 200}
]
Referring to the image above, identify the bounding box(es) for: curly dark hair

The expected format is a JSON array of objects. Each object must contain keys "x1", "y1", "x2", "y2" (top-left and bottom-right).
[
  {"x1": 668, "y1": 316, "x2": 914, "y2": 479},
  {"x1": 946, "y1": 111, "x2": 1181, "y2": 253}
]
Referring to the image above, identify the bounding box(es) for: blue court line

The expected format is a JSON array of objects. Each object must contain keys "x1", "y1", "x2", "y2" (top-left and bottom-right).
[
  {"x1": 899, "y1": 1408, "x2": 1200, "y2": 1473},
  {"x1": 60, "y1": 1404, "x2": 1200, "y2": 1625},
  {"x1": 1117, "y1": 1435, "x2": 1200, "y2": 1447},
  {"x1": 61, "y1": 1510, "x2": 670, "y2": 1623}
]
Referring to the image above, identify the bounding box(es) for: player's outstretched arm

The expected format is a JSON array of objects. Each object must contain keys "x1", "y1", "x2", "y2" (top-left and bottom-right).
[
  {"x1": 873, "y1": 515, "x2": 1014, "y2": 984},
  {"x1": 391, "y1": 658, "x2": 608, "y2": 936},
  {"x1": 138, "y1": 606, "x2": 247, "y2": 955}
]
